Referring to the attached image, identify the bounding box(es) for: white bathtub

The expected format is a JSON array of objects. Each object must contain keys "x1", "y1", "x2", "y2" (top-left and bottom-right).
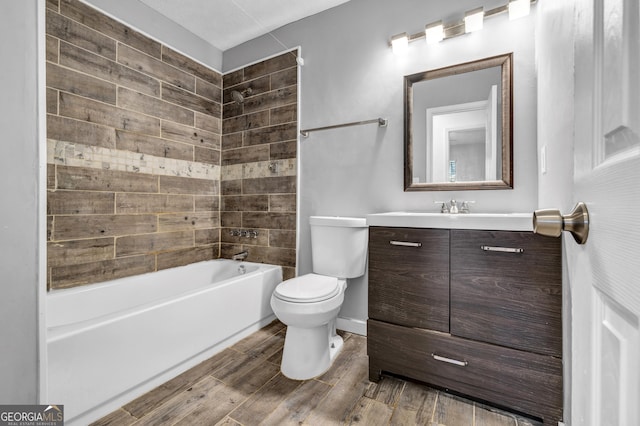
[{"x1": 46, "y1": 259, "x2": 282, "y2": 425}]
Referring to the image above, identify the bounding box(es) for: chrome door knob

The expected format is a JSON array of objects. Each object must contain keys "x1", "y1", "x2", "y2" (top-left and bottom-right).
[{"x1": 533, "y1": 202, "x2": 590, "y2": 244}]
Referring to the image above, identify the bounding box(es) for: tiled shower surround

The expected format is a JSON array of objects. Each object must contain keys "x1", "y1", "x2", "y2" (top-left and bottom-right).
[
  {"x1": 46, "y1": 0, "x2": 297, "y2": 289},
  {"x1": 221, "y1": 55, "x2": 298, "y2": 281}
]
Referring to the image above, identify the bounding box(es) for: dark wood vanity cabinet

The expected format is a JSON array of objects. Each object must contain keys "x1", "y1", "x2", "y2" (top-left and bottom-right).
[
  {"x1": 367, "y1": 226, "x2": 563, "y2": 425},
  {"x1": 450, "y1": 230, "x2": 563, "y2": 357},
  {"x1": 368, "y1": 227, "x2": 450, "y2": 332}
]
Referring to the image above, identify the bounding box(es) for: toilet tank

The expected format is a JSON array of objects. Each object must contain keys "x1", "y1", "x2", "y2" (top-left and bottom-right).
[{"x1": 309, "y1": 216, "x2": 368, "y2": 279}]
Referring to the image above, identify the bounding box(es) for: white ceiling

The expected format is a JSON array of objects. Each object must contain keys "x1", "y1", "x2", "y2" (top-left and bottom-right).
[{"x1": 138, "y1": 0, "x2": 351, "y2": 51}]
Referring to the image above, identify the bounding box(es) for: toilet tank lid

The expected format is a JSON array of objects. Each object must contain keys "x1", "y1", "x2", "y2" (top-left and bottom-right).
[{"x1": 309, "y1": 216, "x2": 367, "y2": 227}]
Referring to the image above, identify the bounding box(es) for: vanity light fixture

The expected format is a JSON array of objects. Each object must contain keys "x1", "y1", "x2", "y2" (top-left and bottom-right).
[
  {"x1": 425, "y1": 21, "x2": 444, "y2": 44},
  {"x1": 464, "y1": 7, "x2": 484, "y2": 33},
  {"x1": 389, "y1": 0, "x2": 534, "y2": 50},
  {"x1": 391, "y1": 32, "x2": 409, "y2": 54},
  {"x1": 508, "y1": 0, "x2": 530, "y2": 20}
]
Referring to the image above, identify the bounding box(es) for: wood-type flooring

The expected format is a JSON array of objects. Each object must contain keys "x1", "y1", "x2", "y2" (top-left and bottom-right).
[{"x1": 93, "y1": 321, "x2": 543, "y2": 426}]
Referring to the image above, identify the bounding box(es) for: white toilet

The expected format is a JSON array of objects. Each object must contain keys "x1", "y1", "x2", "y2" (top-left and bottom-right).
[{"x1": 270, "y1": 216, "x2": 368, "y2": 380}]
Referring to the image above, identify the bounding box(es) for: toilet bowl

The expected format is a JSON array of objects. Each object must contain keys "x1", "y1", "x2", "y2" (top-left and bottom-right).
[
  {"x1": 270, "y1": 216, "x2": 368, "y2": 380},
  {"x1": 271, "y1": 274, "x2": 346, "y2": 379}
]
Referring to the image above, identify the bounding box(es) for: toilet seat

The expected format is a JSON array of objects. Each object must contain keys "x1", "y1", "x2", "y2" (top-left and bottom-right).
[{"x1": 274, "y1": 274, "x2": 340, "y2": 303}]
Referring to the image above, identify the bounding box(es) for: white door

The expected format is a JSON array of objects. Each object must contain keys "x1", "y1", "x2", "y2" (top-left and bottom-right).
[{"x1": 569, "y1": 0, "x2": 640, "y2": 424}]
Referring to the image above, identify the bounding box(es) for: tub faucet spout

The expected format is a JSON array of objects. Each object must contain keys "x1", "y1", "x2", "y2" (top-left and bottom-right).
[{"x1": 232, "y1": 250, "x2": 248, "y2": 261}]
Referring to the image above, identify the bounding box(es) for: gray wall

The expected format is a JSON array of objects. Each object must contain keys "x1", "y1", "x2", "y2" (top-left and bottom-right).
[
  {"x1": 224, "y1": 0, "x2": 539, "y2": 325},
  {"x1": 0, "y1": 0, "x2": 44, "y2": 402},
  {"x1": 535, "y1": 0, "x2": 576, "y2": 422}
]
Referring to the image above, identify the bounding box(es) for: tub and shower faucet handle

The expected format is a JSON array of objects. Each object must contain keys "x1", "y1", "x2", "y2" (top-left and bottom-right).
[{"x1": 230, "y1": 229, "x2": 259, "y2": 239}]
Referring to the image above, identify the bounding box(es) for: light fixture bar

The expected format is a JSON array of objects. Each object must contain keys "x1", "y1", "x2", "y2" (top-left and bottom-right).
[
  {"x1": 444, "y1": 22, "x2": 465, "y2": 39},
  {"x1": 484, "y1": 4, "x2": 509, "y2": 19},
  {"x1": 388, "y1": 0, "x2": 536, "y2": 49},
  {"x1": 408, "y1": 32, "x2": 426, "y2": 42}
]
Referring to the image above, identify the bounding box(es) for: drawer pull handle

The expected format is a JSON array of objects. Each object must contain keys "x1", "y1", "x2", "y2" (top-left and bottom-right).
[
  {"x1": 432, "y1": 354, "x2": 468, "y2": 367},
  {"x1": 480, "y1": 245, "x2": 524, "y2": 253},
  {"x1": 390, "y1": 240, "x2": 422, "y2": 247}
]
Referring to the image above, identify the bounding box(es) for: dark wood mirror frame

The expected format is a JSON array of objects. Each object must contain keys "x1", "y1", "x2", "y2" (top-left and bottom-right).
[{"x1": 404, "y1": 53, "x2": 513, "y2": 191}]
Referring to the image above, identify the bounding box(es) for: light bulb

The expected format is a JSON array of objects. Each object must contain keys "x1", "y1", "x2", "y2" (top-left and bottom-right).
[
  {"x1": 509, "y1": 0, "x2": 530, "y2": 20},
  {"x1": 464, "y1": 7, "x2": 484, "y2": 33},
  {"x1": 391, "y1": 32, "x2": 409, "y2": 54},
  {"x1": 425, "y1": 21, "x2": 444, "y2": 44}
]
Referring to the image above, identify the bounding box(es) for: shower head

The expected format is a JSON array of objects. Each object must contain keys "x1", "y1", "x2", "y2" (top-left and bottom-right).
[
  {"x1": 231, "y1": 90, "x2": 244, "y2": 104},
  {"x1": 230, "y1": 87, "x2": 253, "y2": 104}
]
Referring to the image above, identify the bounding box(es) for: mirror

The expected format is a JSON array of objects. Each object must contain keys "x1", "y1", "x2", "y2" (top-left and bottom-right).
[{"x1": 404, "y1": 53, "x2": 513, "y2": 191}]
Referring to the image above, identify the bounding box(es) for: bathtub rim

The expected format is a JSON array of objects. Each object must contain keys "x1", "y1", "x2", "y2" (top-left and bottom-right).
[{"x1": 46, "y1": 260, "x2": 274, "y2": 335}]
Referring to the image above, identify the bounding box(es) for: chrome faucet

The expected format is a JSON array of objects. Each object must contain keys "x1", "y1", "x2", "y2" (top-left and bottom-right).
[
  {"x1": 435, "y1": 200, "x2": 475, "y2": 214},
  {"x1": 435, "y1": 200, "x2": 457, "y2": 213},
  {"x1": 436, "y1": 201, "x2": 449, "y2": 214},
  {"x1": 460, "y1": 201, "x2": 475, "y2": 214},
  {"x1": 232, "y1": 250, "x2": 248, "y2": 261}
]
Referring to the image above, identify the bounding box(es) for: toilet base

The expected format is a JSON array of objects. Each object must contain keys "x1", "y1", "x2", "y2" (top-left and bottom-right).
[{"x1": 280, "y1": 320, "x2": 343, "y2": 380}]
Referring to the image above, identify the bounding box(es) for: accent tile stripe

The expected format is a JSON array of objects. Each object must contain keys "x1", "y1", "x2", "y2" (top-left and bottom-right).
[{"x1": 48, "y1": 139, "x2": 220, "y2": 180}]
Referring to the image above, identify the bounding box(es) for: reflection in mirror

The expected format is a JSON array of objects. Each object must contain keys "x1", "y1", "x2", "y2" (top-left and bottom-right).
[{"x1": 404, "y1": 53, "x2": 512, "y2": 191}]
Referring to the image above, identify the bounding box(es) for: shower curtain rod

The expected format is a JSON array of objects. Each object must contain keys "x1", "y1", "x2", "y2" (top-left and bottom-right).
[{"x1": 300, "y1": 117, "x2": 388, "y2": 137}]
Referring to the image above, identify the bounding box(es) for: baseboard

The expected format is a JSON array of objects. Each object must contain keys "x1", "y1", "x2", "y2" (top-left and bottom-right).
[{"x1": 337, "y1": 316, "x2": 367, "y2": 336}]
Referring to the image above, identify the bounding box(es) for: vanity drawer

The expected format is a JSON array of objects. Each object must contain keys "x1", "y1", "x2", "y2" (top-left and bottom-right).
[
  {"x1": 450, "y1": 230, "x2": 562, "y2": 356},
  {"x1": 367, "y1": 319, "x2": 562, "y2": 424},
  {"x1": 368, "y1": 227, "x2": 449, "y2": 332}
]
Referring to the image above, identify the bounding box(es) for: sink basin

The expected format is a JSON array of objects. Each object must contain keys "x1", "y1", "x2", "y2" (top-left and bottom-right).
[{"x1": 366, "y1": 211, "x2": 533, "y2": 231}]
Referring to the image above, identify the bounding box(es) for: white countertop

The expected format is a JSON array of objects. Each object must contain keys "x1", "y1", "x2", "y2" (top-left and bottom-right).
[{"x1": 366, "y1": 211, "x2": 533, "y2": 231}]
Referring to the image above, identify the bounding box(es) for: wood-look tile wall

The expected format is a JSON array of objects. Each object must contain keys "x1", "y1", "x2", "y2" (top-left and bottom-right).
[
  {"x1": 221, "y1": 53, "x2": 298, "y2": 280},
  {"x1": 45, "y1": 0, "x2": 223, "y2": 289}
]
